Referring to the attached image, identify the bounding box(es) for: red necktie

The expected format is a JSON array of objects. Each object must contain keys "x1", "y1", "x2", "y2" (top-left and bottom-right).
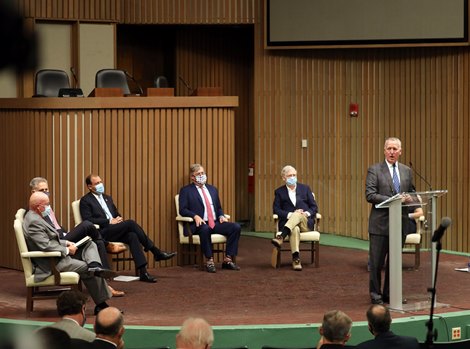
[{"x1": 201, "y1": 187, "x2": 215, "y2": 228}]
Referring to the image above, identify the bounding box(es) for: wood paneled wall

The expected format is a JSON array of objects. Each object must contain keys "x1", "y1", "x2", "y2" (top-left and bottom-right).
[
  {"x1": 0, "y1": 97, "x2": 237, "y2": 270},
  {"x1": 9, "y1": 0, "x2": 470, "y2": 253}
]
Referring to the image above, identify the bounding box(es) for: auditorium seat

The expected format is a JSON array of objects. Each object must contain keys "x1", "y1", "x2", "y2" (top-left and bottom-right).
[
  {"x1": 175, "y1": 194, "x2": 228, "y2": 269},
  {"x1": 34, "y1": 69, "x2": 70, "y2": 97},
  {"x1": 154, "y1": 75, "x2": 169, "y2": 88},
  {"x1": 419, "y1": 339, "x2": 470, "y2": 348},
  {"x1": 403, "y1": 215, "x2": 426, "y2": 269},
  {"x1": 272, "y1": 193, "x2": 321, "y2": 268},
  {"x1": 14, "y1": 208, "x2": 81, "y2": 314},
  {"x1": 71, "y1": 199, "x2": 136, "y2": 274},
  {"x1": 95, "y1": 69, "x2": 131, "y2": 95}
]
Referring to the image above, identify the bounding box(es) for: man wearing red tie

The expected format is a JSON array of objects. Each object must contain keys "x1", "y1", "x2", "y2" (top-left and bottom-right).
[{"x1": 178, "y1": 163, "x2": 241, "y2": 273}]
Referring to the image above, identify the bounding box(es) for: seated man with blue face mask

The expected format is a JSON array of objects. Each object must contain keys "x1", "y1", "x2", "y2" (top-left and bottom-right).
[
  {"x1": 79, "y1": 174, "x2": 176, "y2": 283},
  {"x1": 271, "y1": 165, "x2": 318, "y2": 271}
]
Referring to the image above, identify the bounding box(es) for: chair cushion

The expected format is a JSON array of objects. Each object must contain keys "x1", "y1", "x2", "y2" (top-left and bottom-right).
[
  {"x1": 276, "y1": 231, "x2": 320, "y2": 242},
  {"x1": 179, "y1": 234, "x2": 227, "y2": 244},
  {"x1": 25, "y1": 272, "x2": 80, "y2": 287},
  {"x1": 405, "y1": 233, "x2": 421, "y2": 245}
]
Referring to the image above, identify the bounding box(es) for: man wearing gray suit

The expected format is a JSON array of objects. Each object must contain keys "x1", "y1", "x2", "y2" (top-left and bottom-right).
[
  {"x1": 49, "y1": 290, "x2": 95, "y2": 342},
  {"x1": 365, "y1": 137, "x2": 417, "y2": 305},
  {"x1": 23, "y1": 191, "x2": 115, "y2": 315}
]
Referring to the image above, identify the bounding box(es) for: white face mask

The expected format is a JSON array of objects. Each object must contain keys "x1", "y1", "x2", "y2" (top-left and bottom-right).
[
  {"x1": 94, "y1": 183, "x2": 105, "y2": 194},
  {"x1": 41, "y1": 205, "x2": 51, "y2": 217},
  {"x1": 195, "y1": 174, "x2": 207, "y2": 185},
  {"x1": 286, "y1": 176, "x2": 297, "y2": 186}
]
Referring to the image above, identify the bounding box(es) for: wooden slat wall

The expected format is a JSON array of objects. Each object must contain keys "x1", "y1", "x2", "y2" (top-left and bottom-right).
[
  {"x1": 9, "y1": 0, "x2": 470, "y2": 254},
  {"x1": 0, "y1": 99, "x2": 236, "y2": 270}
]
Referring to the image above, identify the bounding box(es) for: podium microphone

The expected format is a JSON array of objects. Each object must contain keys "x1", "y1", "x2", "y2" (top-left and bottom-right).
[
  {"x1": 124, "y1": 70, "x2": 143, "y2": 95},
  {"x1": 178, "y1": 76, "x2": 194, "y2": 95},
  {"x1": 409, "y1": 162, "x2": 433, "y2": 191},
  {"x1": 431, "y1": 217, "x2": 451, "y2": 242},
  {"x1": 70, "y1": 67, "x2": 79, "y2": 87}
]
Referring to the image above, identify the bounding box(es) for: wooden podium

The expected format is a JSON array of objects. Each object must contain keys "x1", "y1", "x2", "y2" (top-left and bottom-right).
[
  {"x1": 147, "y1": 87, "x2": 175, "y2": 96},
  {"x1": 191, "y1": 87, "x2": 223, "y2": 96},
  {"x1": 88, "y1": 88, "x2": 124, "y2": 97}
]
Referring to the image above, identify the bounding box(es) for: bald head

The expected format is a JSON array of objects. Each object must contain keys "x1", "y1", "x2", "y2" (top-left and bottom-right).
[
  {"x1": 366, "y1": 304, "x2": 392, "y2": 335},
  {"x1": 95, "y1": 307, "x2": 124, "y2": 339},
  {"x1": 29, "y1": 191, "x2": 49, "y2": 213},
  {"x1": 176, "y1": 317, "x2": 214, "y2": 349}
]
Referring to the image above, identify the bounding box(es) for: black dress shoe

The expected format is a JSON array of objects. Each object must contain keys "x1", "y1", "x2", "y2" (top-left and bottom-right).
[
  {"x1": 206, "y1": 263, "x2": 216, "y2": 273},
  {"x1": 154, "y1": 251, "x2": 177, "y2": 261},
  {"x1": 371, "y1": 294, "x2": 384, "y2": 305},
  {"x1": 221, "y1": 261, "x2": 240, "y2": 271},
  {"x1": 88, "y1": 267, "x2": 117, "y2": 279},
  {"x1": 139, "y1": 272, "x2": 157, "y2": 283}
]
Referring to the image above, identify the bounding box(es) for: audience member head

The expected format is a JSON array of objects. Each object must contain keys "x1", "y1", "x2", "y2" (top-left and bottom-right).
[
  {"x1": 56, "y1": 289, "x2": 88, "y2": 326},
  {"x1": 85, "y1": 174, "x2": 105, "y2": 195},
  {"x1": 29, "y1": 177, "x2": 49, "y2": 195},
  {"x1": 176, "y1": 317, "x2": 214, "y2": 349},
  {"x1": 29, "y1": 191, "x2": 50, "y2": 216},
  {"x1": 366, "y1": 304, "x2": 392, "y2": 336},
  {"x1": 189, "y1": 164, "x2": 207, "y2": 187},
  {"x1": 94, "y1": 307, "x2": 125, "y2": 346},
  {"x1": 33, "y1": 327, "x2": 71, "y2": 349},
  {"x1": 383, "y1": 137, "x2": 402, "y2": 165},
  {"x1": 318, "y1": 310, "x2": 352, "y2": 346}
]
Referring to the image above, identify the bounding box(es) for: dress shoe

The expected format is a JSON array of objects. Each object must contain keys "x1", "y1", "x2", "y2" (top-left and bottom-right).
[
  {"x1": 88, "y1": 267, "x2": 117, "y2": 279},
  {"x1": 206, "y1": 263, "x2": 216, "y2": 273},
  {"x1": 222, "y1": 261, "x2": 240, "y2": 271},
  {"x1": 106, "y1": 242, "x2": 127, "y2": 254},
  {"x1": 139, "y1": 272, "x2": 157, "y2": 283},
  {"x1": 271, "y1": 236, "x2": 283, "y2": 248},
  {"x1": 292, "y1": 258, "x2": 302, "y2": 271},
  {"x1": 154, "y1": 251, "x2": 177, "y2": 261},
  {"x1": 108, "y1": 285, "x2": 125, "y2": 297},
  {"x1": 382, "y1": 296, "x2": 407, "y2": 304},
  {"x1": 371, "y1": 295, "x2": 384, "y2": 305}
]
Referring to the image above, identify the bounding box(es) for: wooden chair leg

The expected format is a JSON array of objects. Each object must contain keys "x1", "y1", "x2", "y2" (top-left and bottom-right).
[
  {"x1": 415, "y1": 244, "x2": 420, "y2": 269},
  {"x1": 26, "y1": 287, "x2": 33, "y2": 315},
  {"x1": 314, "y1": 241, "x2": 320, "y2": 267},
  {"x1": 276, "y1": 247, "x2": 281, "y2": 268}
]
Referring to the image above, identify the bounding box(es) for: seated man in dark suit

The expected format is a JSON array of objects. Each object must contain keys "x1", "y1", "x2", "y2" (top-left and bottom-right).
[
  {"x1": 356, "y1": 304, "x2": 420, "y2": 349},
  {"x1": 79, "y1": 174, "x2": 176, "y2": 283},
  {"x1": 316, "y1": 310, "x2": 354, "y2": 349},
  {"x1": 178, "y1": 163, "x2": 241, "y2": 273},
  {"x1": 271, "y1": 165, "x2": 318, "y2": 271},
  {"x1": 24, "y1": 192, "x2": 115, "y2": 315}
]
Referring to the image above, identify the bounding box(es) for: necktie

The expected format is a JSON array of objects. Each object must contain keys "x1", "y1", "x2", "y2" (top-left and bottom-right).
[
  {"x1": 392, "y1": 164, "x2": 400, "y2": 194},
  {"x1": 98, "y1": 195, "x2": 113, "y2": 219},
  {"x1": 200, "y1": 187, "x2": 215, "y2": 228},
  {"x1": 49, "y1": 209, "x2": 62, "y2": 230}
]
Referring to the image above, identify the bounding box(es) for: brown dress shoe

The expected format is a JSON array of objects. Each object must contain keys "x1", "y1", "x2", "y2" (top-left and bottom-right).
[
  {"x1": 106, "y1": 242, "x2": 127, "y2": 254},
  {"x1": 108, "y1": 285, "x2": 125, "y2": 297}
]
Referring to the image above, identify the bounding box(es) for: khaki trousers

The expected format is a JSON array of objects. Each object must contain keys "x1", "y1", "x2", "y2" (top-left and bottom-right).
[{"x1": 283, "y1": 212, "x2": 310, "y2": 253}]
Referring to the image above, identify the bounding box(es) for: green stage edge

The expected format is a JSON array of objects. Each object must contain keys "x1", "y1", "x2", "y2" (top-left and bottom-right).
[{"x1": 1, "y1": 233, "x2": 469, "y2": 349}]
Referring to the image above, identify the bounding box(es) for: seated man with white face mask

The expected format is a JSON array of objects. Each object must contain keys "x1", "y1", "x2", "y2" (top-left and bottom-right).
[
  {"x1": 271, "y1": 165, "x2": 318, "y2": 271},
  {"x1": 79, "y1": 174, "x2": 176, "y2": 283}
]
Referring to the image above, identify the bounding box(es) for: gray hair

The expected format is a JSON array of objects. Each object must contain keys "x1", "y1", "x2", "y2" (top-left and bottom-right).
[
  {"x1": 176, "y1": 317, "x2": 214, "y2": 349},
  {"x1": 189, "y1": 163, "x2": 203, "y2": 175},
  {"x1": 29, "y1": 177, "x2": 48, "y2": 190},
  {"x1": 384, "y1": 137, "x2": 401, "y2": 149},
  {"x1": 321, "y1": 310, "x2": 352, "y2": 342},
  {"x1": 281, "y1": 165, "x2": 296, "y2": 177}
]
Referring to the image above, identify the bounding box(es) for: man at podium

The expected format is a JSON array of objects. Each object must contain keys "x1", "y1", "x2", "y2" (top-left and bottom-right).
[{"x1": 365, "y1": 137, "x2": 418, "y2": 305}]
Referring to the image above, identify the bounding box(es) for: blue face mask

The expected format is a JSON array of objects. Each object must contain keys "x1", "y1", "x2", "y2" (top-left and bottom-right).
[
  {"x1": 41, "y1": 205, "x2": 51, "y2": 217},
  {"x1": 286, "y1": 176, "x2": 297, "y2": 186},
  {"x1": 95, "y1": 183, "x2": 105, "y2": 194}
]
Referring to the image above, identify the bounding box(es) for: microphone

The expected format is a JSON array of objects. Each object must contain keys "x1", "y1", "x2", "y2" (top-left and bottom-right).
[
  {"x1": 431, "y1": 217, "x2": 452, "y2": 242},
  {"x1": 178, "y1": 76, "x2": 194, "y2": 95},
  {"x1": 409, "y1": 162, "x2": 433, "y2": 191},
  {"x1": 124, "y1": 70, "x2": 143, "y2": 95},
  {"x1": 70, "y1": 67, "x2": 79, "y2": 87}
]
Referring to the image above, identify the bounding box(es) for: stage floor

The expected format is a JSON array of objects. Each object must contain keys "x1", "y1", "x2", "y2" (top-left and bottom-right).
[{"x1": 1, "y1": 235, "x2": 469, "y2": 327}]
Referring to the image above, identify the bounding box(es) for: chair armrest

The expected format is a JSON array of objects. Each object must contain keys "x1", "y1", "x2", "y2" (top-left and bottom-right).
[
  {"x1": 224, "y1": 214, "x2": 231, "y2": 219},
  {"x1": 21, "y1": 251, "x2": 61, "y2": 258},
  {"x1": 94, "y1": 224, "x2": 100, "y2": 229},
  {"x1": 273, "y1": 214, "x2": 278, "y2": 220},
  {"x1": 418, "y1": 216, "x2": 425, "y2": 222},
  {"x1": 176, "y1": 216, "x2": 193, "y2": 223}
]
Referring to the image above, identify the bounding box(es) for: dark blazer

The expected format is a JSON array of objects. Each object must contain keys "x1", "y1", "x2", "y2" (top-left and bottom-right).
[
  {"x1": 79, "y1": 192, "x2": 120, "y2": 229},
  {"x1": 179, "y1": 183, "x2": 224, "y2": 235},
  {"x1": 89, "y1": 339, "x2": 118, "y2": 349},
  {"x1": 356, "y1": 331, "x2": 420, "y2": 349},
  {"x1": 273, "y1": 182, "x2": 318, "y2": 231},
  {"x1": 365, "y1": 161, "x2": 415, "y2": 236}
]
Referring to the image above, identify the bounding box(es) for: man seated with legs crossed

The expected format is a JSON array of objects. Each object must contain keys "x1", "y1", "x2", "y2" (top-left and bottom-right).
[
  {"x1": 80, "y1": 174, "x2": 176, "y2": 283},
  {"x1": 271, "y1": 165, "x2": 318, "y2": 271}
]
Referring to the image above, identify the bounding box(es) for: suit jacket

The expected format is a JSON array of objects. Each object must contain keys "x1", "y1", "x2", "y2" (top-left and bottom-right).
[
  {"x1": 80, "y1": 192, "x2": 120, "y2": 229},
  {"x1": 273, "y1": 182, "x2": 318, "y2": 231},
  {"x1": 179, "y1": 183, "x2": 225, "y2": 235},
  {"x1": 49, "y1": 318, "x2": 96, "y2": 342},
  {"x1": 90, "y1": 338, "x2": 118, "y2": 349},
  {"x1": 365, "y1": 161, "x2": 415, "y2": 236},
  {"x1": 23, "y1": 210, "x2": 70, "y2": 282},
  {"x1": 356, "y1": 331, "x2": 420, "y2": 349}
]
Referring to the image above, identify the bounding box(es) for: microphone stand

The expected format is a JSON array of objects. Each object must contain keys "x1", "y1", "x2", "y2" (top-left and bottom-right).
[{"x1": 425, "y1": 238, "x2": 442, "y2": 348}]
